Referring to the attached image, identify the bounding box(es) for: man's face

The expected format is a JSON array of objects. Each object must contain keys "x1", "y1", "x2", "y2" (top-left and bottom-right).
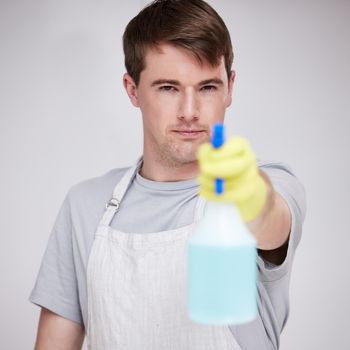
[{"x1": 124, "y1": 43, "x2": 234, "y2": 167}]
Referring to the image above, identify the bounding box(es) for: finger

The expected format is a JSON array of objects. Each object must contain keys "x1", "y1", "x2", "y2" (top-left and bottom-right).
[
  {"x1": 200, "y1": 180, "x2": 257, "y2": 202},
  {"x1": 226, "y1": 165, "x2": 258, "y2": 187},
  {"x1": 198, "y1": 165, "x2": 254, "y2": 188},
  {"x1": 209, "y1": 136, "x2": 252, "y2": 161},
  {"x1": 228, "y1": 181, "x2": 257, "y2": 202},
  {"x1": 201, "y1": 152, "x2": 256, "y2": 178},
  {"x1": 199, "y1": 173, "x2": 256, "y2": 201}
]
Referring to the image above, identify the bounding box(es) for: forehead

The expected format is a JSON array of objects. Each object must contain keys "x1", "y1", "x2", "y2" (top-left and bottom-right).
[{"x1": 140, "y1": 43, "x2": 227, "y2": 84}]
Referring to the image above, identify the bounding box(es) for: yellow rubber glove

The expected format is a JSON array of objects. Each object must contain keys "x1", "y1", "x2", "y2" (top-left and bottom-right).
[{"x1": 197, "y1": 136, "x2": 267, "y2": 222}]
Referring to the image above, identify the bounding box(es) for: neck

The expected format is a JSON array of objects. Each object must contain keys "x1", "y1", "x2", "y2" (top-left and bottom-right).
[{"x1": 140, "y1": 153, "x2": 200, "y2": 182}]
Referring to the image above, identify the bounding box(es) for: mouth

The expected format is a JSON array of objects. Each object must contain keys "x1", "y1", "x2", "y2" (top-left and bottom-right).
[{"x1": 172, "y1": 130, "x2": 206, "y2": 139}]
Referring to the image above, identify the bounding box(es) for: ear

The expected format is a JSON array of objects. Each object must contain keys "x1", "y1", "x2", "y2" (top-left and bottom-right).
[
  {"x1": 123, "y1": 73, "x2": 140, "y2": 107},
  {"x1": 226, "y1": 70, "x2": 236, "y2": 108}
]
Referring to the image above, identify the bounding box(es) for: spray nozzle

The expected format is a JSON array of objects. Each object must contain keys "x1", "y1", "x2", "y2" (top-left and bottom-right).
[{"x1": 211, "y1": 123, "x2": 224, "y2": 194}]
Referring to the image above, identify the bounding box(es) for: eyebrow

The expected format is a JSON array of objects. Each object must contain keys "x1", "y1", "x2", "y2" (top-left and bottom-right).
[
  {"x1": 199, "y1": 79, "x2": 224, "y2": 86},
  {"x1": 150, "y1": 78, "x2": 224, "y2": 87},
  {"x1": 151, "y1": 79, "x2": 180, "y2": 87}
]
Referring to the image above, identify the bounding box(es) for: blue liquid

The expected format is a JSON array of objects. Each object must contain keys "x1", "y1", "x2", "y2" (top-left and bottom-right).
[{"x1": 188, "y1": 244, "x2": 257, "y2": 325}]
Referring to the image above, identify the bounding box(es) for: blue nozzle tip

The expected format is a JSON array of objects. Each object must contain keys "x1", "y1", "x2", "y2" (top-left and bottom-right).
[
  {"x1": 212, "y1": 123, "x2": 224, "y2": 148},
  {"x1": 215, "y1": 178, "x2": 224, "y2": 194}
]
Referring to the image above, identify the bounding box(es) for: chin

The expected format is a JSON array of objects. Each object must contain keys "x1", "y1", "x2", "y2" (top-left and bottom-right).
[
  {"x1": 156, "y1": 149, "x2": 196, "y2": 168},
  {"x1": 157, "y1": 137, "x2": 205, "y2": 167},
  {"x1": 169, "y1": 149, "x2": 199, "y2": 166}
]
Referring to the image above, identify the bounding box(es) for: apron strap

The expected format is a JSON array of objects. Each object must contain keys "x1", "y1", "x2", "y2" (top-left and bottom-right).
[{"x1": 99, "y1": 157, "x2": 142, "y2": 227}]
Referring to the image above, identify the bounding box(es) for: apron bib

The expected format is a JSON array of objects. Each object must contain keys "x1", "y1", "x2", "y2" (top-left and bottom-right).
[{"x1": 86, "y1": 161, "x2": 242, "y2": 350}]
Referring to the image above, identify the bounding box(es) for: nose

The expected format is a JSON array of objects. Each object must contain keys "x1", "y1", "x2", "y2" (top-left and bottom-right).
[{"x1": 178, "y1": 89, "x2": 199, "y2": 122}]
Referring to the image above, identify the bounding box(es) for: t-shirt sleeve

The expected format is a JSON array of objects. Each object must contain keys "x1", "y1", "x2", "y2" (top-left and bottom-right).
[
  {"x1": 257, "y1": 162, "x2": 307, "y2": 282},
  {"x1": 29, "y1": 190, "x2": 83, "y2": 325}
]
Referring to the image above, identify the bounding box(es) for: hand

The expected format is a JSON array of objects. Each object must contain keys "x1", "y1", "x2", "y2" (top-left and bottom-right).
[{"x1": 197, "y1": 136, "x2": 267, "y2": 222}]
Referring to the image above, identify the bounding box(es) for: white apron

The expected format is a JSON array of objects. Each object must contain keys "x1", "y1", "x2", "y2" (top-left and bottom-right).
[{"x1": 86, "y1": 161, "x2": 242, "y2": 350}]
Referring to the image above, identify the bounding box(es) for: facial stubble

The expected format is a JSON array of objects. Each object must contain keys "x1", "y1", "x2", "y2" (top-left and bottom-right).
[{"x1": 155, "y1": 133, "x2": 210, "y2": 168}]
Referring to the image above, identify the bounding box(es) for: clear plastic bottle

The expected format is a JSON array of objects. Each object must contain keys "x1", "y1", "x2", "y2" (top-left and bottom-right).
[{"x1": 187, "y1": 124, "x2": 257, "y2": 325}]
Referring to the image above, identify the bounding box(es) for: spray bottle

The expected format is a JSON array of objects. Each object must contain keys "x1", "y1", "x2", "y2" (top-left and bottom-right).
[{"x1": 188, "y1": 123, "x2": 258, "y2": 325}]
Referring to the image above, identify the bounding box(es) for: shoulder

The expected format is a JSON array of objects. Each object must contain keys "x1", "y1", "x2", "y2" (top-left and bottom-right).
[
  {"x1": 257, "y1": 159, "x2": 295, "y2": 176},
  {"x1": 65, "y1": 167, "x2": 130, "y2": 212}
]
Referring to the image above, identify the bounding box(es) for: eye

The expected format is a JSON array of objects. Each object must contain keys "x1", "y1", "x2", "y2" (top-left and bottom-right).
[
  {"x1": 201, "y1": 85, "x2": 217, "y2": 92},
  {"x1": 159, "y1": 85, "x2": 178, "y2": 92}
]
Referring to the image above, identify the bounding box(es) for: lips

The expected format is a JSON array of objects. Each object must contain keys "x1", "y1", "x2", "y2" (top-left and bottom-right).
[
  {"x1": 176, "y1": 130, "x2": 203, "y2": 133},
  {"x1": 172, "y1": 129, "x2": 206, "y2": 139}
]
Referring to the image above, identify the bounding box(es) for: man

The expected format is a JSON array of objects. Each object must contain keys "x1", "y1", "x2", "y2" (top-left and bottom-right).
[{"x1": 30, "y1": 1, "x2": 306, "y2": 349}]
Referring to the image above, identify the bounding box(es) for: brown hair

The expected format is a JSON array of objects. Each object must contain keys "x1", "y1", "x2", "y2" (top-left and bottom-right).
[{"x1": 123, "y1": 0, "x2": 233, "y2": 86}]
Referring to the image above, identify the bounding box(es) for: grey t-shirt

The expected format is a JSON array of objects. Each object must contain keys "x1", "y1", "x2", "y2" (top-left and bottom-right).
[{"x1": 29, "y1": 160, "x2": 306, "y2": 350}]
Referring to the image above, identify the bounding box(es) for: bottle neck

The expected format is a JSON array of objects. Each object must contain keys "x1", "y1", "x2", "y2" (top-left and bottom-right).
[
  {"x1": 197, "y1": 200, "x2": 256, "y2": 245},
  {"x1": 204, "y1": 200, "x2": 241, "y2": 220}
]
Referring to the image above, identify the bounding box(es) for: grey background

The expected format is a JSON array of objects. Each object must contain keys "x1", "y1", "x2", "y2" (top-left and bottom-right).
[{"x1": 0, "y1": 0, "x2": 349, "y2": 349}]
